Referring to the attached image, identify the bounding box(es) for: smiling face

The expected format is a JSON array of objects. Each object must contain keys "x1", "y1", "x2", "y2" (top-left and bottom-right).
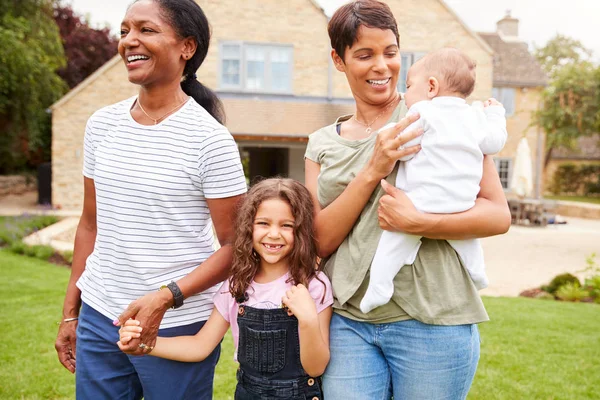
[
  {"x1": 333, "y1": 25, "x2": 401, "y2": 106},
  {"x1": 252, "y1": 198, "x2": 295, "y2": 273},
  {"x1": 118, "y1": 0, "x2": 192, "y2": 87}
]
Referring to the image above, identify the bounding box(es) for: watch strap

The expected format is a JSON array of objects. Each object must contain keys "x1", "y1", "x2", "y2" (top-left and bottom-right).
[{"x1": 165, "y1": 281, "x2": 184, "y2": 309}]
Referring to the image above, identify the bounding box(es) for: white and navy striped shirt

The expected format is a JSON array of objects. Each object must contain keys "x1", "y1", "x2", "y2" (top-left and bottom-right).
[{"x1": 77, "y1": 96, "x2": 247, "y2": 328}]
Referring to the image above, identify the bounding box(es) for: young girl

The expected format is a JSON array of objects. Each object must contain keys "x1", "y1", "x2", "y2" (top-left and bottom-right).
[{"x1": 118, "y1": 178, "x2": 333, "y2": 400}]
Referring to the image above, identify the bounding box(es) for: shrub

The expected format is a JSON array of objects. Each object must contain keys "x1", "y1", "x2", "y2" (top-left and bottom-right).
[
  {"x1": 551, "y1": 163, "x2": 600, "y2": 196},
  {"x1": 584, "y1": 275, "x2": 600, "y2": 300},
  {"x1": 535, "y1": 292, "x2": 556, "y2": 301},
  {"x1": 32, "y1": 245, "x2": 55, "y2": 261},
  {"x1": 61, "y1": 250, "x2": 73, "y2": 265},
  {"x1": 0, "y1": 215, "x2": 59, "y2": 246},
  {"x1": 555, "y1": 282, "x2": 590, "y2": 302},
  {"x1": 8, "y1": 241, "x2": 27, "y2": 255},
  {"x1": 542, "y1": 273, "x2": 581, "y2": 294}
]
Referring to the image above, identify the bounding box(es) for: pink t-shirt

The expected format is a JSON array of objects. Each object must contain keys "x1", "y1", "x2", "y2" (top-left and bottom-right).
[{"x1": 213, "y1": 271, "x2": 333, "y2": 360}]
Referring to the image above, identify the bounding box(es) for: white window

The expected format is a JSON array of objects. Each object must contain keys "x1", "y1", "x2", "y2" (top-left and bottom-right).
[
  {"x1": 494, "y1": 157, "x2": 513, "y2": 190},
  {"x1": 397, "y1": 52, "x2": 426, "y2": 93},
  {"x1": 492, "y1": 87, "x2": 516, "y2": 116},
  {"x1": 219, "y1": 42, "x2": 293, "y2": 93}
]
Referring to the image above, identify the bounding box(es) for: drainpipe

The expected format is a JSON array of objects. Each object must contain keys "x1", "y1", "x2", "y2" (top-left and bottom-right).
[{"x1": 535, "y1": 98, "x2": 544, "y2": 199}]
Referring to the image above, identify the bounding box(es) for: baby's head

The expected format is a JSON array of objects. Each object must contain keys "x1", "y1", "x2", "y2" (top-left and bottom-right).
[{"x1": 404, "y1": 48, "x2": 476, "y2": 108}]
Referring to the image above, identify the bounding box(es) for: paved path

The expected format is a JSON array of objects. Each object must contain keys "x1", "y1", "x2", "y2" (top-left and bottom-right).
[
  {"x1": 481, "y1": 217, "x2": 600, "y2": 296},
  {"x1": 2, "y1": 191, "x2": 599, "y2": 297}
]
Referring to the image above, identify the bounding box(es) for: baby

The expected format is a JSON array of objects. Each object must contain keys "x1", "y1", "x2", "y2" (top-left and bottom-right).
[{"x1": 360, "y1": 47, "x2": 508, "y2": 313}]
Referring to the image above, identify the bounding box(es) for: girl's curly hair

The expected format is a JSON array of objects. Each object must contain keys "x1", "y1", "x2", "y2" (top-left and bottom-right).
[{"x1": 229, "y1": 178, "x2": 323, "y2": 303}]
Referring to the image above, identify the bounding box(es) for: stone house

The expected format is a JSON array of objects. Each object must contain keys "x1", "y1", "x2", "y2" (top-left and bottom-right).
[
  {"x1": 478, "y1": 12, "x2": 547, "y2": 197},
  {"x1": 51, "y1": 0, "x2": 498, "y2": 211}
]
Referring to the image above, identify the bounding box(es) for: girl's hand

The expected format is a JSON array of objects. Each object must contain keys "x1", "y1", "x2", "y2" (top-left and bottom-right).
[
  {"x1": 281, "y1": 284, "x2": 318, "y2": 325},
  {"x1": 366, "y1": 113, "x2": 423, "y2": 180},
  {"x1": 117, "y1": 319, "x2": 142, "y2": 348},
  {"x1": 114, "y1": 289, "x2": 172, "y2": 355},
  {"x1": 378, "y1": 179, "x2": 436, "y2": 235}
]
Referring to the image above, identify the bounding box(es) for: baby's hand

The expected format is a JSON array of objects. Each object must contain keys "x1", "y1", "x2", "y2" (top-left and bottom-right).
[
  {"x1": 117, "y1": 319, "x2": 142, "y2": 353},
  {"x1": 282, "y1": 284, "x2": 318, "y2": 324},
  {"x1": 484, "y1": 98, "x2": 502, "y2": 108}
]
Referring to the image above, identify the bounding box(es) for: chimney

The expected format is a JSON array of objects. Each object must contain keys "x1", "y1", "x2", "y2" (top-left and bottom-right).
[{"x1": 497, "y1": 10, "x2": 519, "y2": 37}]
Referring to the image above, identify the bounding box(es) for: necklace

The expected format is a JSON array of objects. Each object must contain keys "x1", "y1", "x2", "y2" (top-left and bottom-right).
[
  {"x1": 353, "y1": 93, "x2": 400, "y2": 134},
  {"x1": 136, "y1": 96, "x2": 189, "y2": 125}
]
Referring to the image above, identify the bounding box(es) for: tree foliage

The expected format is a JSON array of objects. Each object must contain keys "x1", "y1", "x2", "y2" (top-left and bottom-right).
[
  {"x1": 0, "y1": 0, "x2": 67, "y2": 173},
  {"x1": 534, "y1": 35, "x2": 600, "y2": 166},
  {"x1": 53, "y1": 3, "x2": 118, "y2": 89}
]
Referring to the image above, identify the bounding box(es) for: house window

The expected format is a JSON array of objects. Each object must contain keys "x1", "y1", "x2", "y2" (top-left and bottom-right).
[
  {"x1": 494, "y1": 157, "x2": 513, "y2": 190},
  {"x1": 492, "y1": 87, "x2": 516, "y2": 116},
  {"x1": 398, "y1": 52, "x2": 426, "y2": 93},
  {"x1": 219, "y1": 42, "x2": 293, "y2": 93}
]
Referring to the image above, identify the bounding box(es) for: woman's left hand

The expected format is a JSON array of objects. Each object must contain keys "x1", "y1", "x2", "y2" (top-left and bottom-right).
[
  {"x1": 378, "y1": 179, "x2": 433, "y2": 235},
  {"x1": 115, "y1": 290, "x2": 173, "y2": 355},
  {"x1": 282, "y1": 284, "x2": 318, "y2": 325}
]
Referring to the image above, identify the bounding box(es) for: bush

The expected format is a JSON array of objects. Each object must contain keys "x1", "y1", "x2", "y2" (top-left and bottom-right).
[
  {"x1": 8, "y1": 241, "x2": 26, "y2": 255},
  {"x1": 61, "y1": 250, "x2": 73, "y2": 265},
  {"x1": 0, "y1": 214, "x2": 59, "y2": 246},
  {"x1": 555, "y1": 282, "x2": 590, "y2": 302},
  {"x1": 551, "y1": 163, "x2": 600, "y2": 196},
  {"x1": 8, "y1": 241, "x2": 55, "y2": 261},
  {"x1": 542, "y1": 273, "x2": 581, "y2": 294}
]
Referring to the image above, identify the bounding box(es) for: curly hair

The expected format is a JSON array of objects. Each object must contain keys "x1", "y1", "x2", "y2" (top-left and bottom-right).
[{"x1": 229, "y1": 178, "x2": 323, "y2": 304}]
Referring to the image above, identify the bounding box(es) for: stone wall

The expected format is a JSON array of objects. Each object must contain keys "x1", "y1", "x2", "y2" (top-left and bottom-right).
[{"x1": 0, "y1": 175, "x2": 36, "y2": 197}]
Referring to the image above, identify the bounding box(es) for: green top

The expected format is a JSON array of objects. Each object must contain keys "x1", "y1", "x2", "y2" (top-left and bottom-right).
[{"x1": 305, "y1": 100, "x2": 489, "y2": 325}]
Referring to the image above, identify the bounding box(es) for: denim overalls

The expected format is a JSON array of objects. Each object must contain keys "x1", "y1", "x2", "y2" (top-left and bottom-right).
[{"x1": 235, "y1": 304, "x2": 323, "y2": 400}]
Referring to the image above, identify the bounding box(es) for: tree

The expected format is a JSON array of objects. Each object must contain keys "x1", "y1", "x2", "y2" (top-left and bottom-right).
[
  {"x1": 535, "y1": 34, "x2": 593, "y2": 77},
  {"x1": 0, "y1": 0, "x2": 67, "y2": 173},
  {"x1": 53, "y1": 3, "x2": 118, "y2": 89},
  {"x1": 534, "y1": 35, "x2": 599, "y2": 167}
]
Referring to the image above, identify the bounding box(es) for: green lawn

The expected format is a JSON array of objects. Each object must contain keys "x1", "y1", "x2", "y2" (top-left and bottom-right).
[
  {"x1": 1, "y1": 250, "x2": 599, "y2": 399},
  {"x1": 545, "y1": 195, "x2": 600, "y2": 205}
]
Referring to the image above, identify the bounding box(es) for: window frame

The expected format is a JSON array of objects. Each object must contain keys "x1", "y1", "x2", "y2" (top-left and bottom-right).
[
  {"x1": 397, "y1": 52, "x2": 426, "y2": 93},
  {"x1": 492, "y1": 87, "x2": 516, "y2": 117},
  {"x1": 494, "y1": 157, "x2": 513, "y2": 191},
  {"x1": 218, "y1": 41, "x2": 294, "y2": 94}
]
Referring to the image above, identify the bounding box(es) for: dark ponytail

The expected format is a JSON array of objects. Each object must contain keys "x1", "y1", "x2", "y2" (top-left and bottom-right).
[{"x1": 150, "y1": 0, "x2": 225, "y2": 124}]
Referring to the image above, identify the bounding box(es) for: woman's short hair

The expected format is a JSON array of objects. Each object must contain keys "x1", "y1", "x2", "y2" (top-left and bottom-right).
[{"x1": 328, "y1": 0, "x2": 399, "y2": 61}]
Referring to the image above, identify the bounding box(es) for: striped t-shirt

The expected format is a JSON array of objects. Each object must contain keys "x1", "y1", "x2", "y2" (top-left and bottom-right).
[{"x1": 77, "y1": 96, "x2": 247, "y2": 328}]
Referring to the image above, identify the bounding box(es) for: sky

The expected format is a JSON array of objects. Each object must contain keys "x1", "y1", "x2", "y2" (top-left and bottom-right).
[{"x1": 68, "y1": 0, "x2": 600, "y2": 59}]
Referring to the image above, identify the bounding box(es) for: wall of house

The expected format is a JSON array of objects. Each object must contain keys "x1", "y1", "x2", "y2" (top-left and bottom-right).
[
  {"x1": 198, "y1": 0, "x2": 330, "y2": 97},
  {"x1": 331, "y1": 0, "x2": 494, "y2": 101},
  {"x1": 495, "y1": 87, "x2": 545, "y2": 195},
  {"x1": 51, "y1": 59, "x2": 137, "y2": 210}
]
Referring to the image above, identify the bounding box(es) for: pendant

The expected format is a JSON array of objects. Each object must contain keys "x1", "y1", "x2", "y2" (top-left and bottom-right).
[{"x1": 366, "y1": 127, "x2": 372, "y2": 135}]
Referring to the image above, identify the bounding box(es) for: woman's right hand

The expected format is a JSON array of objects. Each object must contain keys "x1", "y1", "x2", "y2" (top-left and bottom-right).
[
  {"x1": 366, "y1": 113, "x2": 423, "y2": 180},
  {"x1": 55, "y1": 321, "x2": 78, "y2": 373}
]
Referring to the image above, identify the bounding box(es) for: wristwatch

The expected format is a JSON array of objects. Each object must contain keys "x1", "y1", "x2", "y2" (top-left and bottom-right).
[{"x1": 160, "y1": 281, "x2": 184, "y2": 309}]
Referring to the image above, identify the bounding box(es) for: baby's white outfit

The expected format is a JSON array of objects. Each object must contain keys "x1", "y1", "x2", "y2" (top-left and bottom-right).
[{"x1": 360, "y1": 96, "x2": 507, "y2": 313}]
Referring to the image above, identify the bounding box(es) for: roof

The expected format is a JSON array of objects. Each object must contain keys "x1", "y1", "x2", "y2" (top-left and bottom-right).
[
  {"x1": 552, "y1": 135, "x2": 600, "y2": 160},
  {"x1": 478, "y1": 32, "x2": 547, "y2": 87},
  {"x1": 50, "y1": 55, "x2": 122, "y2": 110}
]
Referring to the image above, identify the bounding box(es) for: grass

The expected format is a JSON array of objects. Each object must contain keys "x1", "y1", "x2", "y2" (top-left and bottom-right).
[
  {"x1": 545, "y1": 195, "x2": 600, "y2": 205},
  {"x1": 1, "y1": 251, "x2": 598, "y2": 399}
]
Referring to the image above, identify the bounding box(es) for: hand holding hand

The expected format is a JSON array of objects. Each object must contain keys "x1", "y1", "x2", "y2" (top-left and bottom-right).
[
  {"x1": 114, "y1": 289, "x2": 172, "y2": 355},
  {"x1": 367, "y1": 113, "x2": 423, "y2": 180},
  {"x1": 117, "y1": 319, "x2": 144, "y2": 354},
  {"x1": 281, "y1": 284, "x2": 318, "y2": 325}
]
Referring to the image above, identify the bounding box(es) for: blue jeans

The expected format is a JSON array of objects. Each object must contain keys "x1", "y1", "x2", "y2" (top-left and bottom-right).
[
  {"x1": 323, "y1": 313, "x2": 480, "y2": 400},
  {"x1": 76, "y1": 302, "x2": 220, "y2": 400}
]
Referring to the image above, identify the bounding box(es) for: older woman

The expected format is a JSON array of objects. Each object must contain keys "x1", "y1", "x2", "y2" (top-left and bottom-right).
[
  {"x1": 54, "y1": 0, "x2": 246, "y2": 398},
  {"x1": 304, "y1": 1, "x2": 510, "y2": 399}
]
